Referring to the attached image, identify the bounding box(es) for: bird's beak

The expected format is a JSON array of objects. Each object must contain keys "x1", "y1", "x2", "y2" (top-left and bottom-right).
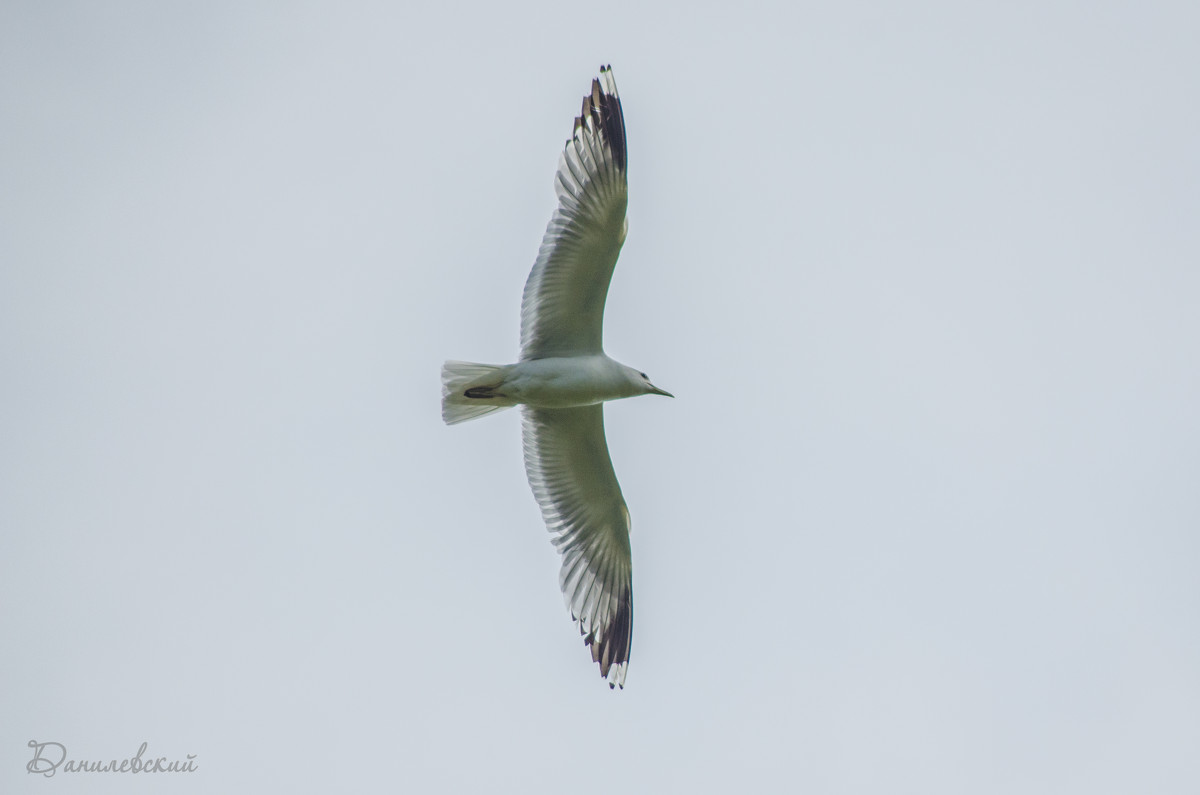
[{"x1": 648, "y1": 383, "x2": 674, "y2": 398}]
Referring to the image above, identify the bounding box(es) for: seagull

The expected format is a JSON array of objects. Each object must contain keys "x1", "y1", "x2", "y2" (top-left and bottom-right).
[{"x1": 441, "y1": 66, "x2": 671, "y2": 689}]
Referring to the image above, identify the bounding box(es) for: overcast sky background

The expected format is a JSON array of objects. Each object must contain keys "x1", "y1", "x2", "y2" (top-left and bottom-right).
[{"x1": 3, "y1": 2, "x2": 1198, "y2": 793}]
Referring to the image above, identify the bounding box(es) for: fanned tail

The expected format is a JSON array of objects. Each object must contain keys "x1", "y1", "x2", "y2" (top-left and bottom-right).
[{"x1": 441, "y1": 361, "x2": 514, "y2": 425}]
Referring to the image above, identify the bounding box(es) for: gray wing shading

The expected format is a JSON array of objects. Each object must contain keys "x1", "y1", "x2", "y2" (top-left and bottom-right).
[
  {"x1": 520, "y1": 65, "x2": 629, "y2": 361},
  {"x1": 521, "y1": 405, "x2": 633, "y2": 688}
]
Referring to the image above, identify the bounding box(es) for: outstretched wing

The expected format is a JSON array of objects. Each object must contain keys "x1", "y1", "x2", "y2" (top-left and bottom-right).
[
  {"x1": 521, "y1": 405, "x2": 633, "y2": 689},
  {"x1": 520, "y1": 66, "x2": 628, "y2": 361}
]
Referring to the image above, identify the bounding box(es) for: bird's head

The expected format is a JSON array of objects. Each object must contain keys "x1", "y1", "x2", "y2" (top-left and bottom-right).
[{"x1": 632, "y1": 368, "x2": 673, "y2": 398}]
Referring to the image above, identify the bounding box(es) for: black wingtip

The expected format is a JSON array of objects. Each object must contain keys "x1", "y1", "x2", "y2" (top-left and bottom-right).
[
  {"x1": 575, "y1": 65, "x2": 626, "y2": 173},
  {"x1": 580, "y1": 582, "x2": 632, "y2": 688}
]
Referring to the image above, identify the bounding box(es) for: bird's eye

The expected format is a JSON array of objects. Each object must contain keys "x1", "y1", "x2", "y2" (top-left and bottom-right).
[{"x1": 639, "y1": 372, "x2": 648, "y2": 379}]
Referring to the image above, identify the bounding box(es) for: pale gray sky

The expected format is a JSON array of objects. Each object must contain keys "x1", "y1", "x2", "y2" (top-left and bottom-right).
[{"x1": 3, "y1": 1, "x2": 1198, "y2": 792}]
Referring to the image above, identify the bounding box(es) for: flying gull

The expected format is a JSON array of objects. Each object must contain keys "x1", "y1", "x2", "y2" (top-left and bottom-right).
[{"x1": 441, "y1": 65, "x2": 671, "y2": 688}]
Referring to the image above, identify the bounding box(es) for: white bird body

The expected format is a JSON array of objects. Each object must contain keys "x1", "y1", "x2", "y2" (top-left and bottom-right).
[
  {"x1": 446, "y1": 355, "x2": 666, "y2": 411},
  {"x1": 441, "y1": 66, "x2": 669, "y2": 688}
]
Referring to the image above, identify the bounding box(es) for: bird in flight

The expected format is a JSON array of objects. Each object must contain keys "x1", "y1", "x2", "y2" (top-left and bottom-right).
[{"x1": 441, "y1": 66, "x2": 671, "y2": 688}]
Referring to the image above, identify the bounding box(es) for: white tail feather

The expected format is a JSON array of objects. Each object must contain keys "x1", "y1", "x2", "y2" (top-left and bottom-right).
[{"x1": 441, "y1": 360, "x2": 514, "y2": 425}]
